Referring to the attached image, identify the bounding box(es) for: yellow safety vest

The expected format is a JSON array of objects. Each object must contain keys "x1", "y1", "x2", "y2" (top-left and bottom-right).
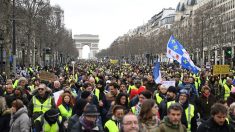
[
  {"x1": 35, "y1": 115, "x2": 62, "y2": 132},
  {"x1": 185, "y1": 104, "x2": 195, "y2": 131},
  {"x1": 13, "y1": 80, "x2": 19, "y2": 89},
  {"x1": 94, "y1": 88, "x2": 100, "y2": 101},
  {"x1": 167, "y1": 101, "x2": 176, "y2": 108},
  {"x1": 58, "y1": 104, "x2": 72, "y2": 119},
  {"x1": 127, "y1": 85, "x2": 137, "y2": 94},
  {"x1": 155, "y1": 93, "x2": 163, "y2": 105},
  {"x1": 131, "y1": 106, "x2": 136, "y2": 115},
  {"x1": 224, "y1": 84, "x2": 231, "y2": 100},
  {"x1": 104, "y1": 120, "x2": 119, "y2": 132},
  {"x1": 33, "y1": 96, "x2": 52, "y2": 113},
  {"x1": 194, "y1": 82, "x2": 199, "y2": 91}
]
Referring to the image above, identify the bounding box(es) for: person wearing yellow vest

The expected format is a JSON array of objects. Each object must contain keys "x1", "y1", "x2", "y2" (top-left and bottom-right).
[
  {"x1": 34, "y1": 108, "x2": 65, "y2": 132},
  {"x1": 159, "y1": 86, "x2": 177, "y2": 120},
  {"x1": 28, "y1": 83, "x2": 56, "y2": 122},
  {"x1": 223, "y1": 78, "x2": 233, "y2": 101},
  {"x1": 104, "y1": 105, "x2": 125, "y2": 132},
  {"x1": 58, "y1": 93, "x2": 74, "y2": 119},
  {"x1": 131, "y1": 91, "x2": 152, "y2": 116},
  {"x1": 70, "y1": 104, "x2": 103, "y2": 131},
  {"x1": 177, "y1": 89, "x2": 198, "y2": 132},
  {"x1": 155, "y1": 85, "x2": 167, "y2": 105}
]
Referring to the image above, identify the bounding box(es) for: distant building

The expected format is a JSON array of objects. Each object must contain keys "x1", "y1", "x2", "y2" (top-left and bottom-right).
[{"x1": 74, "y1": 34, "x2": 99, "y2": 59}]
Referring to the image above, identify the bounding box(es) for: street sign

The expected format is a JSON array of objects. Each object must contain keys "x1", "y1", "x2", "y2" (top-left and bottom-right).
[{"x1": 213, "y1": 65, "x2": 230, "y2": 75}]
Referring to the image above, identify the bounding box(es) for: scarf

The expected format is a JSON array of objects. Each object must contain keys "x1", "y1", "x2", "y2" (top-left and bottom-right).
[{"x1": 79, "y1": 116, "x2": 96, "y2": 130}]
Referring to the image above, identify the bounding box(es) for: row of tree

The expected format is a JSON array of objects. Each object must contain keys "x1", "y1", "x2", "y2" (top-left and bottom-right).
[
  {"x1": 0, "y1": 0, "x2": 78, "y2": 75},
  {"x1": 97, "y1": 1, "x2": 235, "y2": 66}
]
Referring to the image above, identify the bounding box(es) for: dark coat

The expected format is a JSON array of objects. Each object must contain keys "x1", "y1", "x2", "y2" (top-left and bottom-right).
[
  {"x1": 196, "y1": 94, "x2": 216, "y2": 121},
  {"x1": 227, "y1": 93, "x2": 235, "y2": 106},
  {"x1": 197, "y1": 117, "x2": 235, "y2": 132}
]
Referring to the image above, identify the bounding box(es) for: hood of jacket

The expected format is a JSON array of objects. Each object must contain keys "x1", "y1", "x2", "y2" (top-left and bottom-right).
[{"x1": 13, "y1": 106, "x2": 28, "y2": 119}]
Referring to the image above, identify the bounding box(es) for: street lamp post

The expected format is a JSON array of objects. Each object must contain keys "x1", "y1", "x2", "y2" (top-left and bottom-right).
[
  {"x1": 0, "y1": 29, "x2": 4, "y2": 74},
  {"x1": 71, "y1": 61, "x2": 75, "y2": 80},
  {"x1": 12, "y1": 0, "x2": 16, "y2": 74}
]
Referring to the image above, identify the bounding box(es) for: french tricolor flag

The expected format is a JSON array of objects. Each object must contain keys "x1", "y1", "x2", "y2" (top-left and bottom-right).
[{"x1": 153, "y1": 61, "x2": 162, "y2": 84}]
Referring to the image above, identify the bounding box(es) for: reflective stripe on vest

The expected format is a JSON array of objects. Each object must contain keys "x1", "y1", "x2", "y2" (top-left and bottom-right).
[
  {"x1": 58, "y1": 104, "x2": 72, "y2": 119},
  {"x1": 224, "y1": 84, "x2": 231, "y2": 100},
  {"x1": 94, "y1": 88, "x2": 100, "y2": 101},
  {"x1": 185, "y1": 104, "x2": 195, "y2": 131},
  {"x1": 194, "y1": 82, "x2": 199, "y2": 90},
  {"x1": 33, "y1": 96, "x2": 52, "y2": 113},
  {"x1": 104, "y1": 120, "x2": 119, "y2": 132},
  {"x1": 167, "y1": 101, "x2": 176, "y2": 109},
  {"x1": 127, "y1": 85, "x2": 137, "y2": 94},
  {"x1": 131, "y1": 106, "x2": 136, "y2": 114},
  {"x1": 35, "y1": 116, "x2": 62, "y2": 132},
  {"x1": 155, "y1": 93, "x2": 163, "y2": 104}
]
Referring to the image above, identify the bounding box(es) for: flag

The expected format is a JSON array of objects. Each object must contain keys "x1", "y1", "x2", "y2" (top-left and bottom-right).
[
  {"x1": 166, "y1": 35, "x2": 200, "y2": 74},
  {"x1": 153, "y1": 61, "x2": 162, "y2": 84}
]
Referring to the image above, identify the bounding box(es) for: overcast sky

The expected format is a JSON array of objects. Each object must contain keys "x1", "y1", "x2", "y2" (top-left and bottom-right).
[{"x1": 50, "y1": 0, "x2": 179, "y2": 50}]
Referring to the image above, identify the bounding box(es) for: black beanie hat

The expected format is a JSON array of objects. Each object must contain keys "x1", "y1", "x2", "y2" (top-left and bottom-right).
[
  {"x1": 167, "y1": 86, "x2": 177, "y2": 94},
  {"x1": 81, "y1": 91, "x2": 91, "y2": 99},
  {"x1": 139, "y1": 90, "x2": 152, "y2": 99}
]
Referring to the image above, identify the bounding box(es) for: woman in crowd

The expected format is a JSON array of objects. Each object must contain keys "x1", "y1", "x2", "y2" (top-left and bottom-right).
[
  {"x1": 139, "y1": 99, "x2": 160, "y2": 132},
  {"x1": 58, "y1": 92, "x2": 74, "y2": 119},
  {"x1": 9, "y1": 99, "x2": 30, "y2": 132}
]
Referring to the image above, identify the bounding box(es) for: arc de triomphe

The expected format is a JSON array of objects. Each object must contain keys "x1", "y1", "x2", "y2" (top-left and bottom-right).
[{"x1": 74, "y1": 34, "x2": 99, "y2": 59}]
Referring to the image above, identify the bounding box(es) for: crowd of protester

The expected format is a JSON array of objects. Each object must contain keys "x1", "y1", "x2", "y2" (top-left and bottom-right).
[{"x1": 0, "y1": 61, "x2": 235, "y2": 132}]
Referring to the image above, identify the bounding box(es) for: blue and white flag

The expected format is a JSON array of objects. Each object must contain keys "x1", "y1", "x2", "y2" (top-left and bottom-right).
[
  {"x1": 166, "y1": 35, "x2": 201, "y2": 74},
  {"x1": 153, "y1": 61, "x2": 162, "y2": 84}
]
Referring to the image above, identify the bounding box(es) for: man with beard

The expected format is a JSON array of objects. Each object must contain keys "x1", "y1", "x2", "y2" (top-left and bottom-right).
[
  {"x1": 159, "y1": 86, "x2": 177, "y2": 119},
  {"x1": 34, "y1": 108, "x2": 66, "y2": 132},
  {"x1": 104, "y1": 105, "x2": 125, "y2": 132},
  {"x1": 156, "y1": 103, "x2": 186, "y2": 132},
  {"x1": 197, "y1": 103, "x2": 235, "y2": 132},
  {"x1": 120, "y1": 114, "x2": 140, "y2": 132},
  {"x1": 71, "y1": 104, "x2": 103, "y2": 132}
]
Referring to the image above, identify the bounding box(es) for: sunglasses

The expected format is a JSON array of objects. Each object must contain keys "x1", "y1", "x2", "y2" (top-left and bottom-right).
[{"x1": 38, "y1": 88, "x2": 45, "y2": 91}]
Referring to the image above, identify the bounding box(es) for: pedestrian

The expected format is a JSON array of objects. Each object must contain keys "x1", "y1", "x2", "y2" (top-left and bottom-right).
[
  {"x1": 196, "y1": 85, "x2": 216, "y2": 121},
  {"x1": 9, "y1": 99, "x2": 30, "y2": 132},
  {"x1": 71, "y1": 104, "x2": 103, "y2": 132},
  {"x1": 131, "y1": 90, "x2": 152, "y2": 116},
  {"x1": 68, "y1": 99, "x2": 88, "y2": 132},
  {"x1": 120, "y1": 113, "x2": 140, "y2": 132},
  {"x1": 197, "y1": 103, "x2": 235, "y2": 132},
  {"x1": 58, "y1": 92, "x2": 74, "y2": 119},
  {"x1": 34, "y1": 108, "x2": 66, "y2": 132},
  {"x1": 139, "y1": 99, "x2": 160, "y2": 132},
  {"x1": 104, "y1": 105, "x2": 125, "y2": 132},
  {"x1": 159, "y1": 86, "x2": 177, "y2": 119},
  {"x1": 156, "y1": 103, "x2": 186, "y2": 132},
  {"x1": 28, "y1": 83, "x2": 56, "y2": 123}
]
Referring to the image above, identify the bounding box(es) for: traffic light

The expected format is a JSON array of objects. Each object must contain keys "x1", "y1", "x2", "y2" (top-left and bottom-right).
[{"x1": 225, "y1": 47, "x2": 232, "y2": 59}]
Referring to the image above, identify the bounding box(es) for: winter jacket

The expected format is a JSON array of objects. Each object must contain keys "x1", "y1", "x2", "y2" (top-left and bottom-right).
[
  {"x1": 196, "y1": 94, "x2": 216, "y2": 121},
  {"x1": 227, "y1": 93, "x2": 235, "y2": 106},
  {"x1": 197, "y1": 117, "x2": 235, "y2": 132},
  {"x1": 71, "y1": 116, "x2": 103, "y2": 132},
  {"x1": 139, "y1": 116, "x2": 160, "y2": 132},
  {"x1": 156, "y1": 116, "x2": 186, "y2": 132},
  {"x1": 9, "y1": 106, "x2": 30, "y2": 132}
]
